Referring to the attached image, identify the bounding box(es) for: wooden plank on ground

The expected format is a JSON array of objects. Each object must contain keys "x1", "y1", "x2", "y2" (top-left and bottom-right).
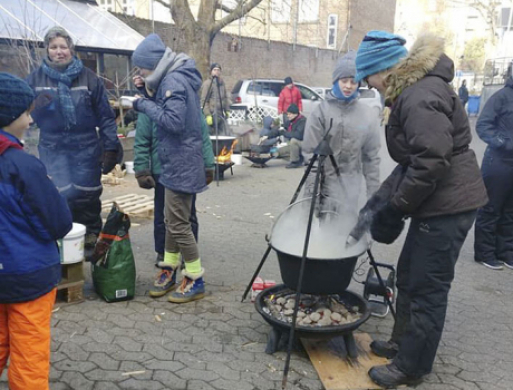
[
  {"x1": 102, "y1": 193, "x2": 140, "y2": 204},
  {"x1": 301, "y1": 332, "x2": 389, "y2": 390},
  {"x1": 101, "y1": 194, "x2": 155, "y2": 217}
]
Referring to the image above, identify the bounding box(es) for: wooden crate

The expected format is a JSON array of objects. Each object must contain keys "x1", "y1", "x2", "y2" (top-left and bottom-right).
[
  {"x1": 56, "y1": 280, "x2": 84, "y2": 304},
  {"x1": 102, "y1": 194, "x2": 154, "y2": 217},
  {"x1": 61, "y1": 261, "x2": 84, "y2": 284}
]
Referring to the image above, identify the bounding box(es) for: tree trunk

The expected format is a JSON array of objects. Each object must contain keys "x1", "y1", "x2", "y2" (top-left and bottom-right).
[{"x1": 185, "y1": 25, "x2": 213, "y2": 80}]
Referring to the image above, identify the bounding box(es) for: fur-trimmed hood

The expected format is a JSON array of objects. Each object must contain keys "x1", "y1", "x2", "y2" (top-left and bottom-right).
[{"x1": 385, "y1": 35, "x2": 453, "y2": 106}]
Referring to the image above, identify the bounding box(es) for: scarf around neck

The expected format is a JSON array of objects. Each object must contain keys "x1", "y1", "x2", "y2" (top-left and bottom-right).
[
  {"x1": 144, "y1": 48, "x2": 190, "y2": 96},
  {"x1": 332, "y1": 81, "x2": 359, "y2": 102},
  {"x1": 42, "y1": 56, "x2": 84, "y2": 129}
]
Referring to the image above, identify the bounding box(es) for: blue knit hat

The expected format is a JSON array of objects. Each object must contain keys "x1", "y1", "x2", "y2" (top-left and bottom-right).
[
  {"x1": 355, "y1": 31, "x2": 408, "y2": 82},
  {"x1": 0, "y1": 73, "x2": 35, "y2": 128},
  {"x1": 132, "y1": 34, "x2": 166, "y2": 70}
]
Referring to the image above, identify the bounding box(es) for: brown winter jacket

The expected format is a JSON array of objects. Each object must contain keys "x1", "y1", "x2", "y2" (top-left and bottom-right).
[
  {"x1": 200, "y1": 76, "x2": 230, "y2": 117},
  {"x1": 380, "y1": 35, "x2": 487, "y2": 218}
]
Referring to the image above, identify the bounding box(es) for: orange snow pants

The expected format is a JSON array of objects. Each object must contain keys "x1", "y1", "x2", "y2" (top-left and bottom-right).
[{"x1": 0, "y1": 288, "x2": 56, "y2": 390}]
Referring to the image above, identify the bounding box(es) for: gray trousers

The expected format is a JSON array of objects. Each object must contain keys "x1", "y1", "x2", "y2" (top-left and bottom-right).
[
  {"x1": 289, "y1": 138, "x2": 303, "y2": 163},
  {"x1": 164, "y1": 188, "x2": 199, "y2": 261}
]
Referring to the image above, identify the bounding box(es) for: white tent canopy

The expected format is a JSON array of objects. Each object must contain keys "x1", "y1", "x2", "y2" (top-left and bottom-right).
[{"x1": 0, "y1": 0, "x2": 143, "y2": 53}]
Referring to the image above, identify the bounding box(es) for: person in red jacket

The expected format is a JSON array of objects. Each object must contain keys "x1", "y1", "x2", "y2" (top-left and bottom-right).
[{"x1": 278, "y1": 77, "x2": 302, "y2": 126}]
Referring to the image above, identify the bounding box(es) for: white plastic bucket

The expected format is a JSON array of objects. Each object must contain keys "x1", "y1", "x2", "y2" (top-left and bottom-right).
[
  {"x1": 231, "y1": 154, "x2": 242, "y2": 165},
  {"x1": 58, "y1": 223, "x2": 86, "y2": 264},
  {"x1": 125, "y1": 161, "x2": 135, "y2": 174}
]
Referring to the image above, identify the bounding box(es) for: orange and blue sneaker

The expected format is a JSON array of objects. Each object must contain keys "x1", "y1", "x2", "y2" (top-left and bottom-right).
[
  {"x1": 149, "y1": 265, "x2": 177, "y2": 297},
  {"x1": 168, "y1": 269, "x2": 205, "y2": 303}
]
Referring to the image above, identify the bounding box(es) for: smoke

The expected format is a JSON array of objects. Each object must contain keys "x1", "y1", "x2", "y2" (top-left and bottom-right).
[{"x1": 270, "y1": 172, "x2": 369, "y2": 259}]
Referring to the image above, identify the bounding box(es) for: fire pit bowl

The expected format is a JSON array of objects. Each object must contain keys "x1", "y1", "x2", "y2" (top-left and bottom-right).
[
  {"x1": 250, "y1": 144, "x2": 272, "y2": 154},
  {"x1": 270, "y1": 198, "x2": 369, "y2": 295},
  {"x1": 255, "y1": 284, "x2": 370, "y2": 340}
]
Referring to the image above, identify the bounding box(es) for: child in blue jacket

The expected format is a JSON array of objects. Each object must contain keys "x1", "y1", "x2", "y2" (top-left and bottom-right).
[{"x1": 0, "y1": 73, "x2": 72, "y2": 390}]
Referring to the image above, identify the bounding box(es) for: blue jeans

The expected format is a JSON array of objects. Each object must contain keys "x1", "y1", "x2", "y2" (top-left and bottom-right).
[{"x1": 153, "y1": 175, "x2": 198, "y2": 255}]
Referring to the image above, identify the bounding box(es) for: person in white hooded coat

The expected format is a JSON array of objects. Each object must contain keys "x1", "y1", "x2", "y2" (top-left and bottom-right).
[{"x1": 301, "y1": 51, "x2": 381, "y2": 214}]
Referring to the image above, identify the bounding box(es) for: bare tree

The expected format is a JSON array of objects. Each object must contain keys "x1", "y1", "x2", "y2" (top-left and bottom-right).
[
  {"x1": 461, "y1": 36, "x2": 487, "y2": 72},
  {"x1": 0, "y1": 0, "x2": 49, "y2": 77},
  {"x1": 153, "y1": 0, "x2": 265, "y2": 77}
]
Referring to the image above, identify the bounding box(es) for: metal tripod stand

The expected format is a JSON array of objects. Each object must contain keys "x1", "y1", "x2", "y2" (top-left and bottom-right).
[
  {"x1": 241, "y1": 119, "x2": 396, "y2": 388},
  {"x1": 202, "y1": 75, "x2": 227, "y2": 187}
]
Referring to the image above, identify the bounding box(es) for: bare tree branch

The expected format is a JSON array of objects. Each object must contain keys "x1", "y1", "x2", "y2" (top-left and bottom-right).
[
  {"x1": 168, "y1": 0, "x2": 196, "y2": 27},
  {"x1": 213, "y1": 0, "x2": 264, "y2": 34},
  {"x1": 198, "y1": 0, "x2": 216, "y2": 28}
]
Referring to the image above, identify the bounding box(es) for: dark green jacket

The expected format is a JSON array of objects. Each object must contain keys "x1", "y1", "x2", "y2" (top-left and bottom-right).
[{"x1": 134, "y1": 113, "x2": 215, "y2": 175}]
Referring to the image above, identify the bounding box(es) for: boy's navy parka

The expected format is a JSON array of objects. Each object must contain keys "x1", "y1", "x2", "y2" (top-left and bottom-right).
[{"x1": 0, "y1": 130, "x2": 72, "y2": 303}]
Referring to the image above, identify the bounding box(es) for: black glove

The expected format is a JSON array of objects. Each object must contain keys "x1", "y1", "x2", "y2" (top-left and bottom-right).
[
  {"x1": 102, "y1": 150, "x2": 118, "y2": 174},
  {"x1": 135, "y1": 169, "x2": 155, "y2": 189},
  {"x1": 370, "y1": 203, "x2": 405, "y2": 244},
  {"x1": 205, "y1": 169, "x2": 214, "y2": 185},
  {"x1": 347, "y1": 192, "x2": 388, "y2": 244},
  {"x1": 279, "y1": 129, "x2": 287, "y2": 136}
]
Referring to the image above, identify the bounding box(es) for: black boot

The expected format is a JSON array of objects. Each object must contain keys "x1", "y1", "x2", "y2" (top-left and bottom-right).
[
  {"x1": 370, "y1": 340, "x2": 398, "y2": 359},
  {"x1": 368, "y1": 363, "x2": 422, "y2": 389}
]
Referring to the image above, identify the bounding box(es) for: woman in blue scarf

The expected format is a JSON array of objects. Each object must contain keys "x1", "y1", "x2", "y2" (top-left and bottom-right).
[{"x1": 27, "y1": 26, "x2": 120, "y2": 253}]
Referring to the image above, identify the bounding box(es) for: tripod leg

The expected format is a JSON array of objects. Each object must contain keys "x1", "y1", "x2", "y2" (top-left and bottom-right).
[
  {"x1": 282, "y1": 160, "x2": 323, "y2": 389},
  {"x1": 329, "y1": 155, "x2": 341, "y2": 177},
  {"x1": 289, "y1": 155, "x2": 318, "y2": 205},
  {"x1": 241, "y1": 245, "x2": 272, "y2": 302}
]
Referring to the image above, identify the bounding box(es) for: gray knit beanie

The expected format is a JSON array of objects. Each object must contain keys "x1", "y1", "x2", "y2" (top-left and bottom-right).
[
  {"x1": 44, "y1": 26, "x2": 74, "y2": 53},
  {"x1": 332, "y1": 51, "x2": 357, "y2": 83}
]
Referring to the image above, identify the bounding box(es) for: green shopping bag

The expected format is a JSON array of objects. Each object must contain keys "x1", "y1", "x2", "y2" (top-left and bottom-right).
[{"x1": 91, "y1": 203, "x2": 136, "y2": 302}]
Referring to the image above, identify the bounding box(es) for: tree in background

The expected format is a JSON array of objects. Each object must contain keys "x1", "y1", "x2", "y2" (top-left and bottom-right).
[
  {"x1": 449, "y1": 0, "x2": 501, "y2": 45},
  {"x1": 460, "y1": 37, "x2": 487, "y2": 72},
  {"x1": 154, "y1": 0, "x2": 264, "y2": 78}
]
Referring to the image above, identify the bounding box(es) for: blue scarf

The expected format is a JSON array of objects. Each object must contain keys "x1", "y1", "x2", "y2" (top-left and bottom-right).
[
  {"x1": 41, "y1": 57, "x2": 84, "y2": 129},
  {"x1": 332, "y1": 81, "x2": 359, "y2": 102}
]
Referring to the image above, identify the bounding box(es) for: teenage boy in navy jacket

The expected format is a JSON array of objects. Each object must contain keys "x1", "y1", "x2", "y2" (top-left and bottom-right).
[{"x1": 0, "y1": 73, "x2": 72, "y2": 390}]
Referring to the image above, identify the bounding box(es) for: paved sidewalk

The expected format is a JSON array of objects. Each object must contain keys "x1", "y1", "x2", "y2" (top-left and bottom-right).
[{"x1": 2, "y1": 122, "x2": 513, "y2": 390}]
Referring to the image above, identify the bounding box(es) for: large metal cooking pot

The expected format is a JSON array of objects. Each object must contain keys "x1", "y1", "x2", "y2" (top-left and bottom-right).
[
  {"x1": 210, "y1": 136, "x2": 236, "y2": 156},
  {"x1": 269, "y1": 198, "x2": 369, "y2": 295}
]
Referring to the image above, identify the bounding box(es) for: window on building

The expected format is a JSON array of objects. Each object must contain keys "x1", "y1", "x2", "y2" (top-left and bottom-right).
[
  {"x1": 299, "y1": 0, "x2": 319, "y2": 22},
  {"x1": 99, "y1": 0, "x2": 114, "y2": 12},
  {"x1": 271, "y1": 0, "x2": 291, "y2": 23},
  {"x1": 327, "y1": 14, "x2": 338, "y2": 49}
]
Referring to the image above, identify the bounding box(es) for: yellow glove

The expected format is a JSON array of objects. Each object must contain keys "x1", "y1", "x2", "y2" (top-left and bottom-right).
[{"x1": 206, "y1": 115, "x2": 213, "y2": 126}]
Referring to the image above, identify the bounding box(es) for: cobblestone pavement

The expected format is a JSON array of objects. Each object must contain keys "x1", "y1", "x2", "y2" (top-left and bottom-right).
[{"x1": 2, "y1": 119, "x2": 513, "y2": 390}]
